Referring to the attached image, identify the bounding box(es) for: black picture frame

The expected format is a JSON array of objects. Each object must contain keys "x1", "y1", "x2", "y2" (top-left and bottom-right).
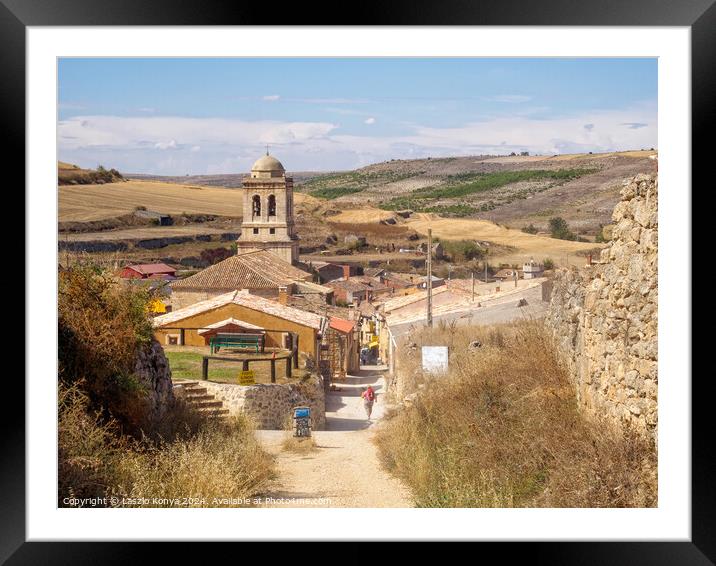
[{"x1": 5, "y1": 0, "x2": 707, "y2": 562}]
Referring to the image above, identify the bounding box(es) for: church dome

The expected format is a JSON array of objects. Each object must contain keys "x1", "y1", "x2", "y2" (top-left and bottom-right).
[{"x1": 251, "y1": 153, "x2": 285, "y2": 173}]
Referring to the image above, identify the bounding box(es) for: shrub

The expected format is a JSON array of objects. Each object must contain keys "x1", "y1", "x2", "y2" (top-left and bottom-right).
[
  {"x1": 58, "y1": 382, "x2": 274, "y2": 507},
  {"x1": 521, "y1": 224, "x2": 538, "y2": 234},
  {"x1": 58, "y1": 265, "x2": 156, "y2": 432},
  {"x1": 440, "y1": 239, "x2": 485, "y2": 261},
  {"x1": 595, "y1": 224, "x2": 610, "y2": 243},
  {"x1": 543, "y1": 258, "x2": 554, "y2": 270},
  {"x1": 548, "y1": 216, "x2": 577, "y2": 241},
  {"x1": 376, "y1": 321, "x2": 656, "y2": 508}
]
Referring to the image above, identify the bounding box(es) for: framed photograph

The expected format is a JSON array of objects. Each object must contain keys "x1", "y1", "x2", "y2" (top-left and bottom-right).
[{"x1": 7, "y1": 0, "x2": 708, "y2": 561}]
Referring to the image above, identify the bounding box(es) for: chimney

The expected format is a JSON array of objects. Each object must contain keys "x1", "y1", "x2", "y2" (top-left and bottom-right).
[
  {"x1": 278, "y1": 286, "x2": 288, "y2": 305},
  {"x1": 342, "y1": 264, "x2": 351, "y2": 280}
]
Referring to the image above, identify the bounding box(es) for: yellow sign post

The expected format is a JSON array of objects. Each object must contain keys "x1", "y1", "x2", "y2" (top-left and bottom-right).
[{"x1": 238, "y1": 370, "x2": 255, "y2": 385}]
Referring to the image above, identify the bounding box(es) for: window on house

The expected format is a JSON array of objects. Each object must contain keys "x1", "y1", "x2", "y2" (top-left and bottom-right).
[
  {"x1": 269, "y1": 228, "x2": 275, "y2": 234},
  {"x1": 253, "y1": 228, "x2": 259, "y2": 235},
  {"x1": 252, "y1": 194, "x2": 261, "y2": 217},
  {"x1": 268, "y1": 194, "x2": 276, "y2": 216}
]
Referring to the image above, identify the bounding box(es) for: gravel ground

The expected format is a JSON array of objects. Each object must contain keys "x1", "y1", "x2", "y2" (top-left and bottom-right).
[{"x1": 254, "y1": 366, "x2": 413, "y2": 508}]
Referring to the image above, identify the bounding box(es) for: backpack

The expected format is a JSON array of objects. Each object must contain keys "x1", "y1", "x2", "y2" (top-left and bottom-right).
[{"x1": 365, "y1": 388, "x2": 375, "y2": 402}]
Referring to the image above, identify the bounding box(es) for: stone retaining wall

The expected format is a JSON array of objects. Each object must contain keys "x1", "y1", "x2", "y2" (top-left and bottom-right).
[
  {"x1": 545, "y1": 173, "x2": 658, "y2": 439},
  {"x1": 199, "y1": 376, "x2": 326, "y2": 430}
]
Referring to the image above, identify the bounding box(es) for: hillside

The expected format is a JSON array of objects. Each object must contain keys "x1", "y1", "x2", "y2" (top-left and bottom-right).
[
  {"x1": 57, "y1": 151, "x2": 651, "y2": 269},
  {"x1": 58, "y1": 178, "x2": 323, "y2": 222},
  {"x1": 58, "y1": 161, "x2": 124, "y2": 186},
  {"x1": 296, "y1": 150, "x2": 657, "y2": 237}
]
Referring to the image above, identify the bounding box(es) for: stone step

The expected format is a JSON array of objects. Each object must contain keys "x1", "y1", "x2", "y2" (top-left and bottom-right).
[
  {"x1": 184, "y1": 389, "x2": 209, "y2": 397},
  {"x1": 193, "y1": 400, "x2": 223, "y2": 409},
  {"x1": 184, "y1": 393, "x2": 213, "y2": 402},
  {"x1": 199, "y1": 408, "x2": 230, "y2": 417}
]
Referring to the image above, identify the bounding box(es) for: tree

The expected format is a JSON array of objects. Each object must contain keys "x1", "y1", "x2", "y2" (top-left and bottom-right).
[{"x1": 548, "y1": 217, "x2": 576, "y2": 241}]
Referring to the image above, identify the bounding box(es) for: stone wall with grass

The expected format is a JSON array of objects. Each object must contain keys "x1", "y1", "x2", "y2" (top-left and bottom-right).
[
  {"x1": 546, "y1": 173, "x2": 658, "y2": 439},
  {"x1": 202, "y1": 375, "x2": 326, "y2": 430}
]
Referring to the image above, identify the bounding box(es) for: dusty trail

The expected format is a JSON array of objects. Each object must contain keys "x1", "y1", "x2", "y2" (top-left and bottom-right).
[{"x1": 255, "y1": 366, "x2": 412, "y2": 508}]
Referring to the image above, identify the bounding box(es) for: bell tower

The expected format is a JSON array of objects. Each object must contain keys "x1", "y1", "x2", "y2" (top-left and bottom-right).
[{"x1": 236, "y1": 152, "x2": 299, "y2": 264}]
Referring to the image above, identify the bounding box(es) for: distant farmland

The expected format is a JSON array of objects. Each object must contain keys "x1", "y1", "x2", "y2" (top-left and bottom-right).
[{"x1": 58, "y1": 180, "x2": 319, "y2": 222}]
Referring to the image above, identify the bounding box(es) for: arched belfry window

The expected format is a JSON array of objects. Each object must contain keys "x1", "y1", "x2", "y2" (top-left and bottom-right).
[
  {"x1": 268, "y1": 195, "x2": 276, "y2": 217},
  {"x1": 252, "y1": 195, "x2": 261, "y2": 217}
]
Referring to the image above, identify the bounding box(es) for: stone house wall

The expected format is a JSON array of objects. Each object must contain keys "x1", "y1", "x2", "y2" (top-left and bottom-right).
[{"x1": 545, "y1": 173, "x2": 658, "y2": 439}]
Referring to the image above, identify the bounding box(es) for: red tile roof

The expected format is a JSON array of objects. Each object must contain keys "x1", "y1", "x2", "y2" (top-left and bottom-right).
[
  {"x1": 329, "y1": 317, "x2": 356, "y2": 333},
  {"x1": 170, "y1": 250, "x2": 311, "y2": 291}
]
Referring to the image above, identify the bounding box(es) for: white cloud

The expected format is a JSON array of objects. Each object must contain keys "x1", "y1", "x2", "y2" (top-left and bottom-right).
[
  {"x1": 263, "y1": 95, "x2": 281, "y2": 101},
  {"x1": 58, "y1": 116, "x2": 337, "y2": 150},
  {"x1": 154, "y1": 139, "x2": 177, "y2": 150},
  {"x1": 364, "y1": 117, "x2": 376, "y2": 125},
  {"x1": 58, "y1": 103, "x2": 656, "y2": 173}
]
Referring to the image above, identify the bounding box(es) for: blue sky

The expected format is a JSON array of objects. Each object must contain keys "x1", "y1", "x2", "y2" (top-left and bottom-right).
[{"x1": 58, "y1": 58, "x2": 657, "y2": 174}]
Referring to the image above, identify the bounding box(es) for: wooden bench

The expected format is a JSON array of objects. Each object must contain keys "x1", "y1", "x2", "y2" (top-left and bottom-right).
[{"x1": 209, "y1": 333, "x2": 264, "y2": 354}]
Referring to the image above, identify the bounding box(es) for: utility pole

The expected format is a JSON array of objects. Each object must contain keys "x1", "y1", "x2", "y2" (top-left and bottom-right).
[{"x1": 426, "y1": 228, "x2": 433, "y2": 327}]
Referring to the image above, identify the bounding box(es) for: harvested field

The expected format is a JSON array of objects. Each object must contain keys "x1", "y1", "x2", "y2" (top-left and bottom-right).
[
  {"x1": 59, "y1": 180, "x2": 317, "y2": 222},
  {"x1": 59, "y1": 225, "x2": 234, "y2": 242},
  {"x1": 405, "y1": 213, "x2": 603, "y2": 267},
  {"x1": 324, "y1": 207, "x2": 397, "y2": 224}
]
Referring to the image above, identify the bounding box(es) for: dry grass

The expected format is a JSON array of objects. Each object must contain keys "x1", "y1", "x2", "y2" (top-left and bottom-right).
[
  {"x1": 58, "y1": 179, "x2": 317, "y2": 222},
  {"x1": 376, "y1": 320, "x2": 657, "y2": 508},
  {"x1": 281, "y1": 435, "x2": 319, "y2": 454},
  {"x1": 325, "y1": 207, "x2": 397, "y2": 224},
  {"x1": 405, "y1": 213, "x2": 602, "y2": 267},
  {"x1": 59, "y1": 383, "x2": 274, "y2": 507},
  {"x1": 58, "y1": 264, "x2": 275, "y2": 506}
]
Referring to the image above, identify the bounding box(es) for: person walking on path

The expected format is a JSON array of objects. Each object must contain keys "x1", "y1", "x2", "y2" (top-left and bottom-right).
[{"x1": 361, "y1": 385, "x2": 377, "y2": 420}]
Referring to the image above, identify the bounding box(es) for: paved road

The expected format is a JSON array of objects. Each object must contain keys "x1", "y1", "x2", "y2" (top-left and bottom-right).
[{"x1": 390, "y1": 284, "x2": 546, "y2": 338}]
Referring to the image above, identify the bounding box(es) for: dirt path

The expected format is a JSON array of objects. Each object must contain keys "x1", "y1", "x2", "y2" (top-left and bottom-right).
[{"x1": 254, "y1": 366, "x2": 413, "y2": 508}]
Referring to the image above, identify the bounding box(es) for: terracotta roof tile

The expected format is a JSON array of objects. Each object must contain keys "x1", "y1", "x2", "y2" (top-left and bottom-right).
[
  {"x1": 153, "y1": 289, "x2": 325, "y2": 330},
  {"x1": 170, "y1": 250, "x2": 311, "y2": 291},
  {"x1": 329, "y1": 317, "x2": 356, "y2": 333}
]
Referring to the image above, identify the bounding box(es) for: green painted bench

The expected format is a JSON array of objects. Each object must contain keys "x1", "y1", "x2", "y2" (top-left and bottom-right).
[{"x1": 209, "y1": 333, "x2": 264, "y2": 354}]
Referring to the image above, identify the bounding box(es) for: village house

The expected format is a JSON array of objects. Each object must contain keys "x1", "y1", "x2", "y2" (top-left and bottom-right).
[
  {"x1": 310, "y1": 262, "x2": 361, "y2": 284},
  {"x1": 416, "y1": 274, "x2": 446, "y2": 289},
  {"x1": 168, "y1": 249, "x2": 332, "y2": 309},
  {"x1": 377, "y1": 271, "x2": 417, "y2": 294},
  {"x1": 326, "y1": 316, "x2": 360, "y2": 379},
  {"x1": 418, "y1": 241, "x2": 445, "y2": 260},
  {"x1": 120, "y1": 262, "x2": 176, "y2": 280},
  {"x1": 152, "y1": 289, "x2": 328, "y2": 360},
  {"x1": 523, "y1": 258, "x2": 545, "y2": 279},
  {"x1": 326, "y1": 276, "x2": 390, "y2": 305},
  {"x1": 494, "y1": 268, "x2": 521, "y2": 282},
  {"x1": 362, "y1": 267, "x2": 386, "y2": 279}
]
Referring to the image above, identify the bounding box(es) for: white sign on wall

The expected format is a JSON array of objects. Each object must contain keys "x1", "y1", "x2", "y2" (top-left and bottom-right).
[{"x1": 422, "y1": 346, "x2": 449, "y2": 374}]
